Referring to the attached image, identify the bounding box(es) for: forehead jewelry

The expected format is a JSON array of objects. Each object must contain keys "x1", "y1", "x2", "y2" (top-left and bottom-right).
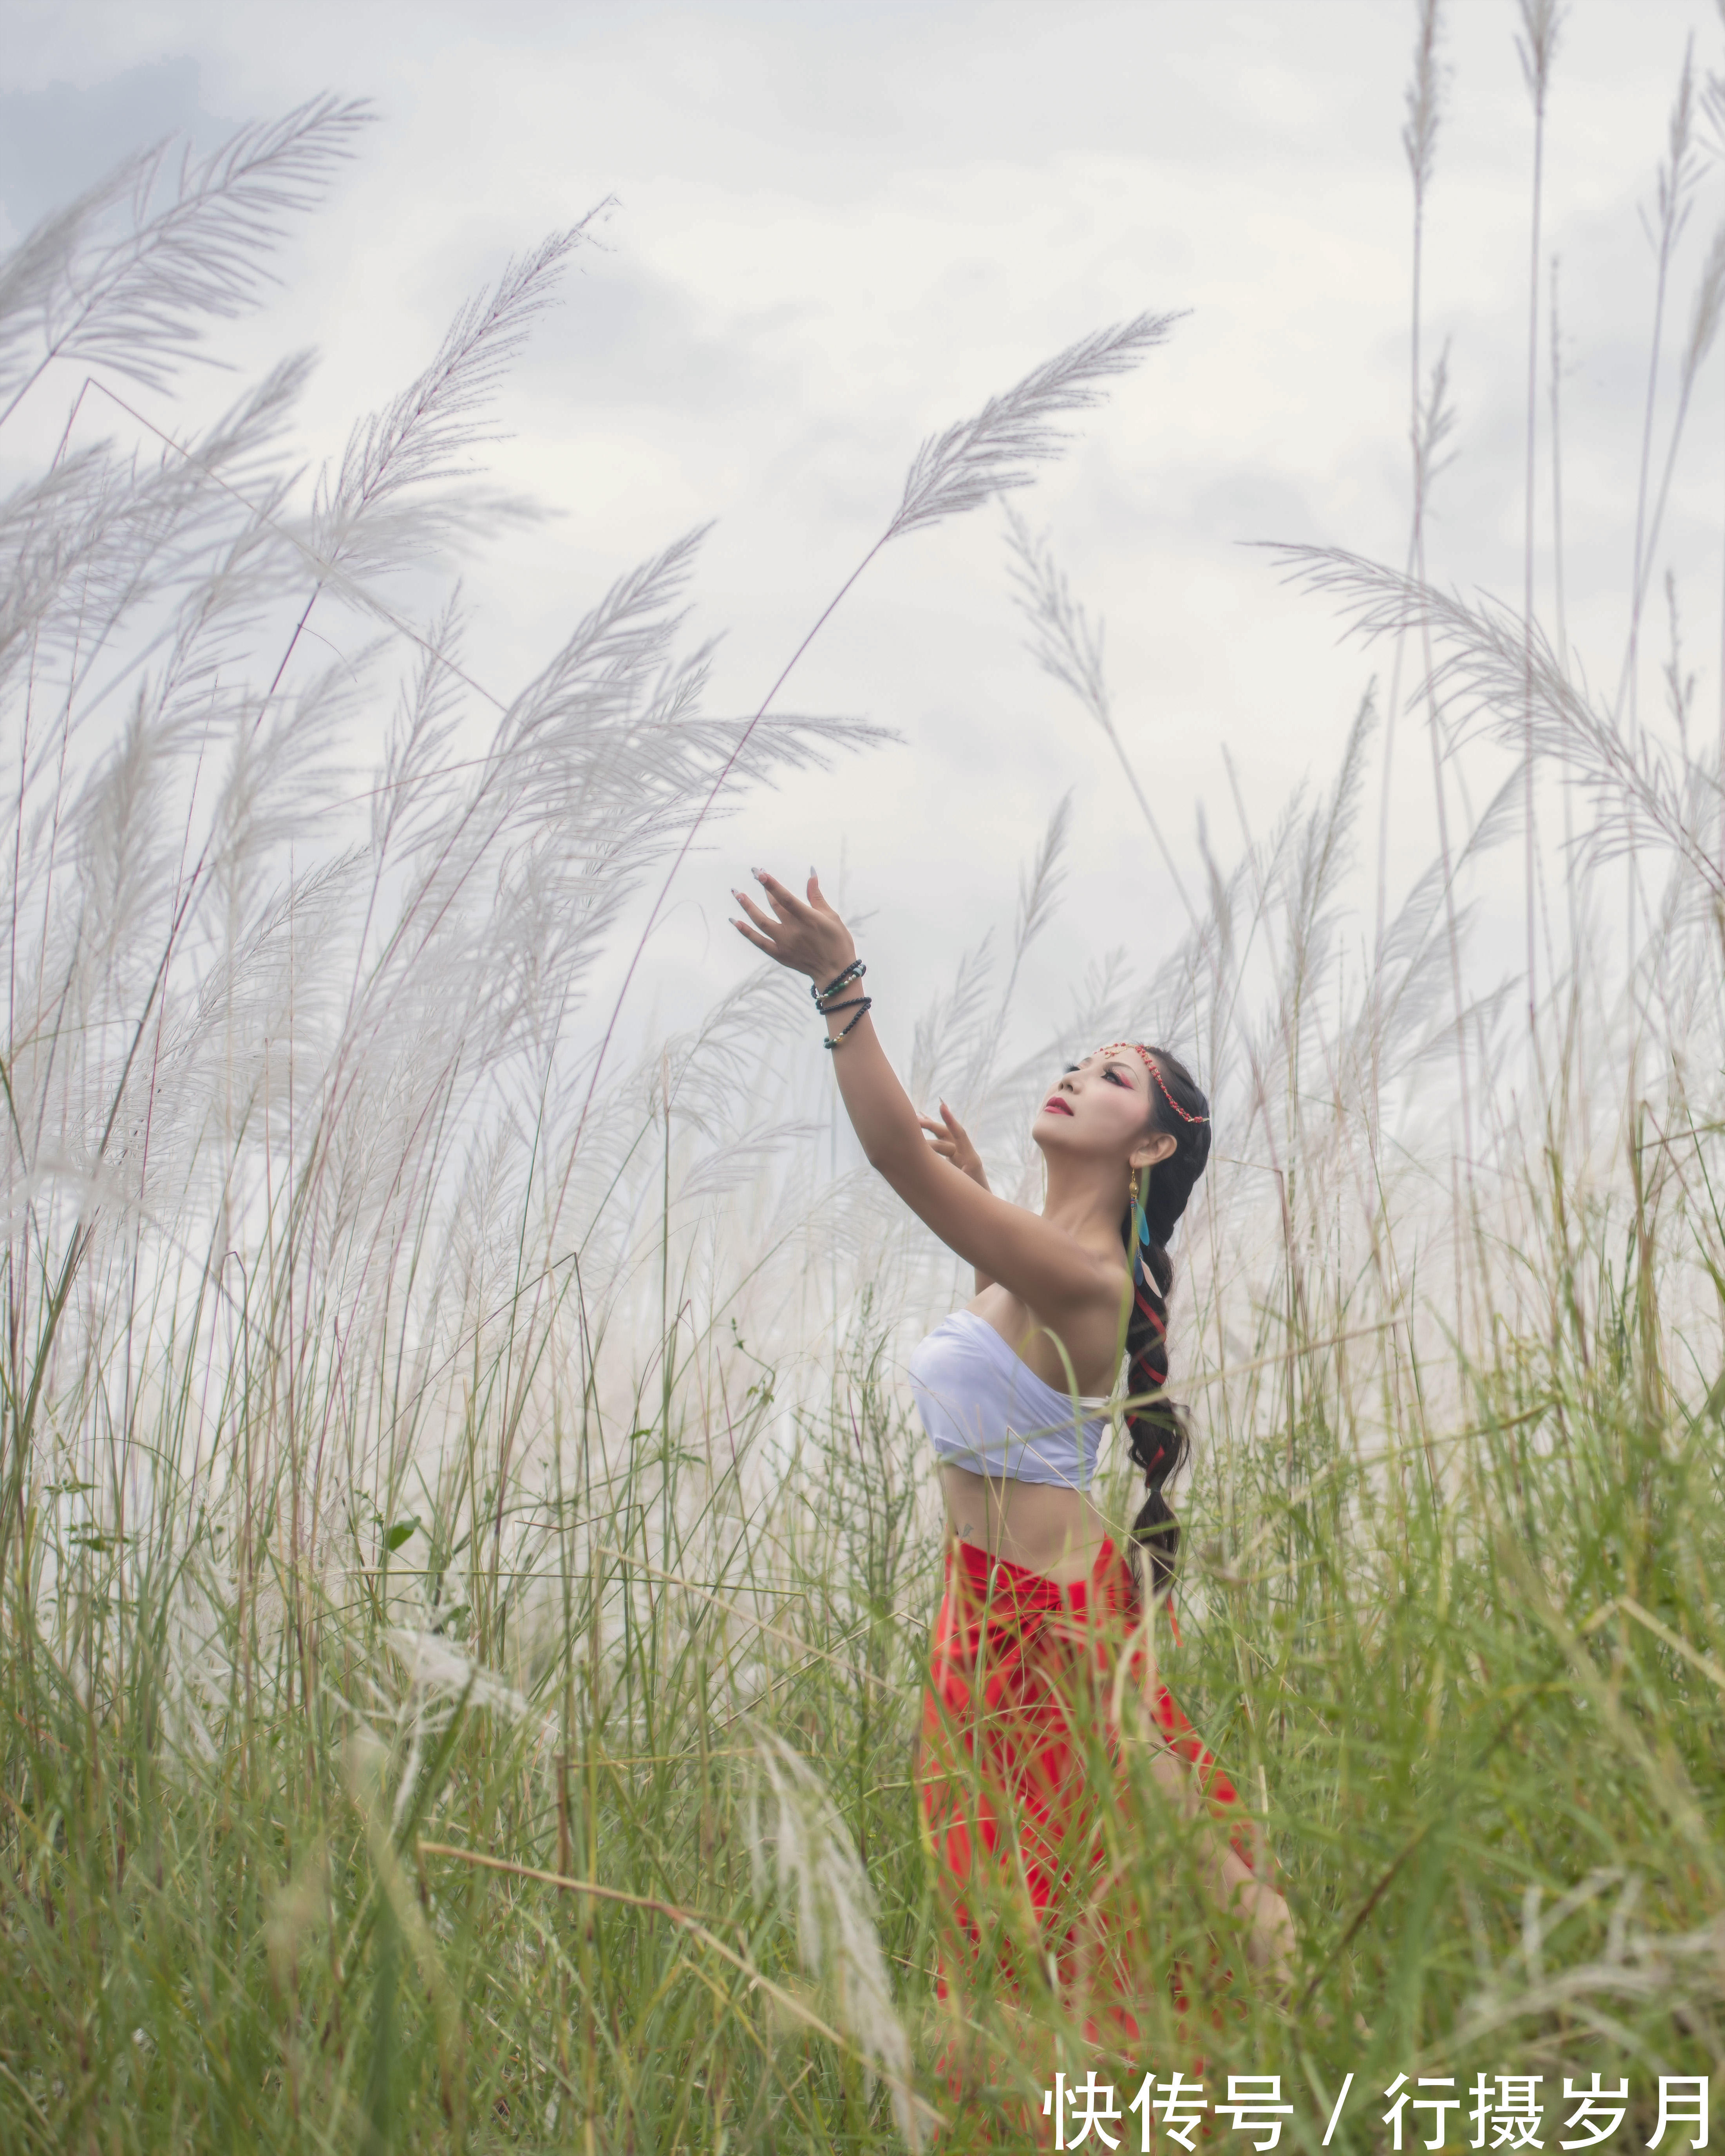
[{"x1": 1095, "y1": 1042, "x2": 1210, "y2": 1126}]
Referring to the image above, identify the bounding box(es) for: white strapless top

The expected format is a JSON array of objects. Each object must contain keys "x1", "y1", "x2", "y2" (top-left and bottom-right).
[{"x1": 907, "y1": 1310, "x2": 1114, "y2": 1492}]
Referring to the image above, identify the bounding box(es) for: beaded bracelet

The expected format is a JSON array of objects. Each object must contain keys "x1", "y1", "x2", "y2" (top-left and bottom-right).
[
  {"x1": 822, "y1": 997, "x2": 872, "y2": 1049},
  {"x1": 811, "y1": 959, "x2": 865, "y2": 1007}
]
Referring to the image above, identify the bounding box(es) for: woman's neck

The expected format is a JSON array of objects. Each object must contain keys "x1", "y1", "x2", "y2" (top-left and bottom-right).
[{"x1": 1039, "y1": 1158, "x2": 1123, "y2": 1248}]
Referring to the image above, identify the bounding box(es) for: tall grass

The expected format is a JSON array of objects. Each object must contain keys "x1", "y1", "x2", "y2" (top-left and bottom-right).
[{"x1": 1, "y1": 23, "x2": 1724, "y2": 2155}]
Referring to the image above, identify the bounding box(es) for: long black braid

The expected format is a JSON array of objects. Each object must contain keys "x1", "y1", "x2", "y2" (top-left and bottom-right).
[{"x1": 1114, "y1": 1045, "x2": 1211, "y2": 1596}]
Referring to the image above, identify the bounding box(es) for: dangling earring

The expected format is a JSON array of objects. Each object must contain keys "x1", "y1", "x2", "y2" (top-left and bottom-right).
[{"x1": 1129, "y1": 1165, "x2": 1151, "y2": 1248}]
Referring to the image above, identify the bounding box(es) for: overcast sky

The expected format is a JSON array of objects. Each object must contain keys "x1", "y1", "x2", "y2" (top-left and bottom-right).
[{"x1": 2, "y1": 0, "x2": 1720, "y2": 1073}]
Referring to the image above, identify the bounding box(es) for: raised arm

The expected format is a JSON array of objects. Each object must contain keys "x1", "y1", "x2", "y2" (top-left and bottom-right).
[{"x1": 731, "y1": 870, "x2": 1114, "y2": 1317}]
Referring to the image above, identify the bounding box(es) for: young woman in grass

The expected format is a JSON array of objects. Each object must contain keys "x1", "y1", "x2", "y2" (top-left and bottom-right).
[{"x1": 731, "y1": 867, "x2": 1294, "y2": 2050}]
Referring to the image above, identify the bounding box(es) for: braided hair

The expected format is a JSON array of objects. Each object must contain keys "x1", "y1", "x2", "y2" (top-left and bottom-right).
[{"x1": 1109, "y1": 1044, "x2": 1211, "y2": 1597}]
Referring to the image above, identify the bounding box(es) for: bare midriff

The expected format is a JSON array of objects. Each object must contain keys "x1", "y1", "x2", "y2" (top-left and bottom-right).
[
  {"x1": 938, "y1": 1281, "x2": 1124, "y2": 1584},
  {"x1": 937, "y1": 1463, "x2": 1112, "y2": 1584}
]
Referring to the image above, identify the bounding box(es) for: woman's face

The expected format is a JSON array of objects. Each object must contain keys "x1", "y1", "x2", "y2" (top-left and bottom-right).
[{"x1": 1031, "y1": 1047, "x2": 1173, "y2": 1173}]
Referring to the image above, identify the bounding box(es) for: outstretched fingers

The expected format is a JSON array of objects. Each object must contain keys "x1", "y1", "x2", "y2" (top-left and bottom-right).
[
  {"x1": 732, "y1": 914, "x2": 777, "y2": 955},
  {"x1": 732, "y1": 885, "x2": 779, "y2": 931},
  {"x1": 730, "y1": 865, "x2": 852, "y2": 980},
  {"x1": 751, "y1": 867, "x2": 812, "y2": 921}
]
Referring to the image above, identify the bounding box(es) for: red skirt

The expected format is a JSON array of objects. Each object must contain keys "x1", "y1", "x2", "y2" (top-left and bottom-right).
[{"x1": 918, "y1": 1535, "x2": 1249, "y2": 2061}]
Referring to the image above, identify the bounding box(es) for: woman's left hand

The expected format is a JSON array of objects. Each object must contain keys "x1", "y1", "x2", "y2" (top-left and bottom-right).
[
  {"x1": 731, "y1": 869, "x2": 855, "y2": 985},
  {"x1": 918, "y1": 1102, "x2": 989, "y2": 1190}
]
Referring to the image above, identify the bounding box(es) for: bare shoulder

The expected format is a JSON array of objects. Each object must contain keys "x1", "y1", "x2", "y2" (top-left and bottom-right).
[{"x1": 967, "y1": 1256, "x2": 1134, "y2": 1387}]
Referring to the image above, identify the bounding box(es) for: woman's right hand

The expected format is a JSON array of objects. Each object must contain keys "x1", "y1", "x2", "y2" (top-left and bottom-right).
[
  {"x1": 1244, "y1": 1876, "x2": 1297, "y2": 1999},
  {"x1": 1211, "y1": 1839, "x2": 1296, "y2": 2000},
  {"x1": 730, "y1": 869, "x2": 855, "y2": 986}
]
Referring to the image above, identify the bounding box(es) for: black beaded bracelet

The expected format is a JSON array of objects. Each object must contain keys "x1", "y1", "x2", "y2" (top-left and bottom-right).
[
  {"x1": 811, "y1": 959, "x2": 865, "y2": 1007},
  {"x1": 822, "y1": 997, "x2": 872, "y2": 1048},
  {"x1": 817, "y1": 994, "x2": 868, "y2": 1018}
]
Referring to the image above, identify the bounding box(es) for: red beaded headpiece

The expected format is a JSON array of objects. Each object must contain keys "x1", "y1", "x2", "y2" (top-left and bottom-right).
[{"x1": 1094, "y1": 1042, "x2": 1210, "y2": 1126}]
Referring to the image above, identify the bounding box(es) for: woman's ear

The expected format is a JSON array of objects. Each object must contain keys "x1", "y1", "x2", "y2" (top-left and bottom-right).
[{"x1": 1130, "y1": 1130, "x2": 1179, "y2": 1174}]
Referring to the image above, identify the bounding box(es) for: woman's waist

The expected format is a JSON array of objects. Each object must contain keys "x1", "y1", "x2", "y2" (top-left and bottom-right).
[{"x1": 937, "y1": 1465, "x2": 1114, "y2": 1585}]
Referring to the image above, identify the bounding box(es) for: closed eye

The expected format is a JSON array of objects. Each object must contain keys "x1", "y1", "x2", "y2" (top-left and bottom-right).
[{"x1": 1105, "y1": 1068, "x2": 1129, "y2": 1086}]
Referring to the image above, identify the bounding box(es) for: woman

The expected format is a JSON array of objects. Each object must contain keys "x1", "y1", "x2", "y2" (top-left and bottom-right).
[{"x1": 730, "y1": 867, "x2": 1293, "y2": 2062}]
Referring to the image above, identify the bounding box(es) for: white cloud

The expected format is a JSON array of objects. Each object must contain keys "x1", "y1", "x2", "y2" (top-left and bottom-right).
[{"x1": 0, "y1": 0, "x2": 1717, "y2": 1072}]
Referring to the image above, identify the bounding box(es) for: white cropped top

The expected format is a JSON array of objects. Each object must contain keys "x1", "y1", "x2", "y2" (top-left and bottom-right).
[{"x1": 907, "y1": 1310, "x2": 1114, "y2": 1492}]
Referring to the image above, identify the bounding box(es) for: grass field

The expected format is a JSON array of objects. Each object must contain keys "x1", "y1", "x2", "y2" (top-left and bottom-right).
[{"x1": 3, "y1": 18, "x2": 1725, "y2": 2153}]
